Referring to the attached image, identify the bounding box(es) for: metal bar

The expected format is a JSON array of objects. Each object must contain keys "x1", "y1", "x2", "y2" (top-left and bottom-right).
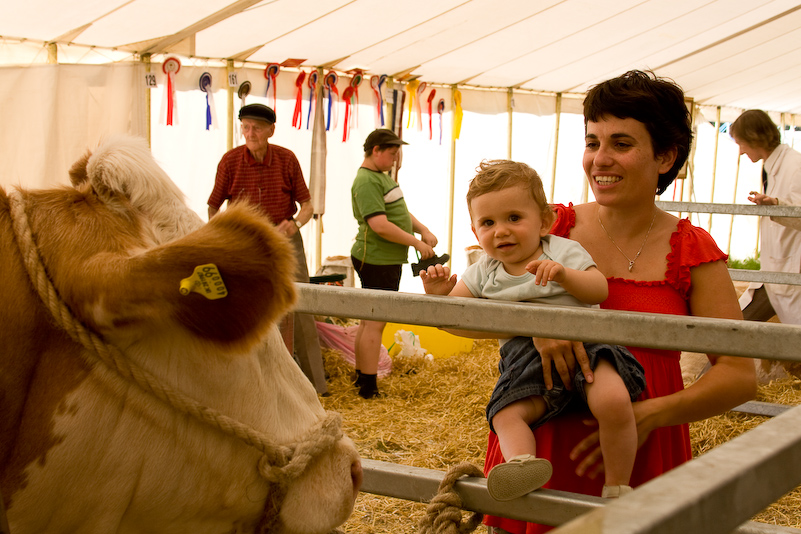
[
  {"x1": 359, "y1": 459, "x2": 801, "y2": 533},
  {"x1": 551, "y1": 405, "x2": 801, "y2": 534},
  {"x1": 295, "y1": 284, "x2": 801, "y2": 361},
  {"x1": 728, "y1": 269, "x2": 801, "y2": 285},
  {"x1": 731, "y1": 400, "x2": 791, "y2": 417},
  {"x1": 657, "y1": 201, "x2": 801, "y2": 218}
]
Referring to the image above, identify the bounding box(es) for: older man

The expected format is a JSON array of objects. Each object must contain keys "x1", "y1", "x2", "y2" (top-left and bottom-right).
[{"x1": 208, "y1": 103, "x2": 327, "y2": 394}]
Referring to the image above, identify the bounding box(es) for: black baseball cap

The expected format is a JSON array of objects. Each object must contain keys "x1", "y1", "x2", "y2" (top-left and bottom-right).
[
  {"x1": 364, "y1": 129, "x2": 408, "y2": 152},
  {"x1": 239, "y1": 104, "x2": 276, "y2": 123}
]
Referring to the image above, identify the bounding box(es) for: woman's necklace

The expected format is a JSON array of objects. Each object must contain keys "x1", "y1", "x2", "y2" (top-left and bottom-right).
[{"x1": 597, "y1": 209, "x2": 657, "y2": 272}]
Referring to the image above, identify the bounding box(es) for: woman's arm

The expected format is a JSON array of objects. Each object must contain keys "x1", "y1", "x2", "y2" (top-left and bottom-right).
[{"x1": 571, "y1": 260, "x2": 757, "y2": 477}]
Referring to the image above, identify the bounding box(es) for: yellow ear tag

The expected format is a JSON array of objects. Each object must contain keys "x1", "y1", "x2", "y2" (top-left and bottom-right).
[{"x1": 179, "y1": 264, "x2": 228, "y2": 300}]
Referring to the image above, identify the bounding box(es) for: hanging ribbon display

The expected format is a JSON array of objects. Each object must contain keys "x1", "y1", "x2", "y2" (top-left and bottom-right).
[
  {"x1": 264, "y1": 63, "x2": 280, "y2": 108},
  {"x1": 237, "y1": 80, "x2": 252, "y2": 107},
  {"x1": 306, "y1": 70, "x2": 318, "y2": 130},
  {"x1": 324, "y1": 71, "x2": 339, "y2": 132},
  {"x1": 437, "y1": 98, "x2": 445, "y2": 145},
  {"x1": 370, "y1": 74, "x2": 387, "y2": 128},
  {"x1": 199, "y1": 72, "x2": 217, "y2": 130},
  {"x1": 342, "y1": 86, "x2": 354, "y2": 142},
  {"x1": 415, "y1": 81, "x2": 427, "y2": 131},
  {"x1": 162, "y1": 57, "x2": 181, "y2": 126},
  {"x1": 452, "y1": 88, "x2": 463, "y2": 140},
  {"x1": 427, "y1": 88, "x2": 436, "y2": 140},
  {"x1": 405, "y1": 79, "x2": 420, "y2": 129},
  {"x1": 292, "y1": 70, "x2": 306, "y2": 130},
  {"x1": 349, "y1": 72, "x2": 363, "y2": 128}
]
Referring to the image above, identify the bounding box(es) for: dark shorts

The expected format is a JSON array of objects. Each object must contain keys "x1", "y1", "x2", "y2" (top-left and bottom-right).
[
  {"x1": 486, "y1": 336, "x2": 646, "y2": 433},
  {"x1": 351, "y1": 256, "x2": 402, "y2": 291}
]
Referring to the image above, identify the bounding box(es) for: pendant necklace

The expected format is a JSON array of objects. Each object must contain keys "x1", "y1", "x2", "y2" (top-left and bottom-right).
[{"x1": 597, "y1": 209, "x2": 657, "y2": 272}]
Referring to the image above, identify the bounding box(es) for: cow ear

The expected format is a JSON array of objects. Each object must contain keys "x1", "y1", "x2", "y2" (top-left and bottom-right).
[{"x1": 68, "y1": 150, "x2": 91, "y2": 186}]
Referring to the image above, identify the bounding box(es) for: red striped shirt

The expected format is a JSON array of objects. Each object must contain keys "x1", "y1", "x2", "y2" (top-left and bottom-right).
[{"x1": 208, "y1": 144, "x2": 311, "y2": 224}]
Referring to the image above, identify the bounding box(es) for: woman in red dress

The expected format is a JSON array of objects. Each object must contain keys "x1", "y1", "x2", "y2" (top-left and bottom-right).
[{"x1": 484, "y1": 71, "x2": 757, "y2": 533}]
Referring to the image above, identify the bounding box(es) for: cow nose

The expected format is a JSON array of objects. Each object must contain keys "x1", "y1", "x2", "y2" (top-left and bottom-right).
[{"x1": 351, "y1": 458, "x2": 363, "y2": 496}]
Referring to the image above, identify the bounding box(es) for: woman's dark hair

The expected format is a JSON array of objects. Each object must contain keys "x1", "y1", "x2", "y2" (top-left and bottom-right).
[
  {"x1": 584, "y1": 70, "x2": 693, "y2": 195},
  {"x1": 730, "y1": 110, "x2": 780, "y2": 151}
]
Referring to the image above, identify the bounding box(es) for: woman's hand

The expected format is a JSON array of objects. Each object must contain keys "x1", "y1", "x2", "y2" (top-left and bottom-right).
[
  {"x1": 532, "y1": 337, "x2": 593, "y2": 390},
  {"x1": 569, "y1": 398, "x2": 661, "y2": 479}
]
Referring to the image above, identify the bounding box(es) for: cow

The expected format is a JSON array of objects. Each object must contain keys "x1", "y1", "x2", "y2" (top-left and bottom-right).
[{"x1": 0, "y1": 135, "x2": 361, "y2": 534}]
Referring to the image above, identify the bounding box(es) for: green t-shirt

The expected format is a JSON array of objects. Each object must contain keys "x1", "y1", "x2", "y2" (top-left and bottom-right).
[{"x1": 351, "y1": 167, "x2": 413, "y2": 265}]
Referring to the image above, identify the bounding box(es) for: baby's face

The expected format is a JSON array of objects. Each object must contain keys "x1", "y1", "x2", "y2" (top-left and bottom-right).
[{"x1": 470, "y1": 185, "x2": 551, "y2": 275}]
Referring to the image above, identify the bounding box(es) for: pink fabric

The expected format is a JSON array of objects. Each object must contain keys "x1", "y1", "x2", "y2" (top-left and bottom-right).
[{"x1": 315, "y1": 321, "x2": 393, "y2": 378}]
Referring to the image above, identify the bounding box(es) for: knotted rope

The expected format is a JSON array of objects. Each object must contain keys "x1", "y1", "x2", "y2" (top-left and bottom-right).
[
  {"x1": 417, "y1": 463, "x2": 485, "y2": 534},
  {"x1": 8, "y1": 190, "x2": 344, "y2": 529}
]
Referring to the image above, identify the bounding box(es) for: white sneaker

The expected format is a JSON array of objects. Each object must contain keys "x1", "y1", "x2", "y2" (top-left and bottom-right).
[
  {"x1": 602, "y1": 484, "x2": 633, "y2": 498},
  {"x1": 486, "y1": 455, "x2": 553, "y2": 501}
]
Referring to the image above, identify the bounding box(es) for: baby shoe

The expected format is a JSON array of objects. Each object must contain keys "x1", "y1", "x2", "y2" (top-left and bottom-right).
[
  {"x1": 602, "y1": 484, "x2": 633, "y2": 499},
  {"x1": 486, "y1": 454, "x2": 553, "y2": 501}
]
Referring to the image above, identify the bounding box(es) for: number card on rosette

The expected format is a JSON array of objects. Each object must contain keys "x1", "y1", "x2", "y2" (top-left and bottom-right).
[
  {"x1": 161, "y1": 57, "x2": 181, "y2": 126},
  {"x1": 198, "y1": 72, "x2": 217, "y2": 130}
]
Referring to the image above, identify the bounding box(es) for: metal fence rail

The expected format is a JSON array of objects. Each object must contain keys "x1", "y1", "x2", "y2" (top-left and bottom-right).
[
  {"x1": 296, "y1": 284, "x2": 801, "y2": 534},
  {"x1": 296, "y1": 284, "x2": 801, "y2": 361},
  {"x1": 656, "y1": 201, "x2": 801, "y2": 218}
]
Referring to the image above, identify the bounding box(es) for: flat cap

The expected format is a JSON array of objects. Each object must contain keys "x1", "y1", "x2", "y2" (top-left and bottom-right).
[
  {"x1": 239, "y1": 104, "x2": 276, "y2": 123},
  {"x1": 364, "y1": 129, "x2": 408, "y2": 152}
]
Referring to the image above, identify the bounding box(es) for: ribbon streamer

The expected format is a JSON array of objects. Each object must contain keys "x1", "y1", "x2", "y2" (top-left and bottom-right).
[
  {"x1": 342, "y1": 86, "x2": 354, "y2": 142},
  {"x1": 324, "y1": 71, "x2": 339, "y2": 132},
  {"x1": 405, "y1": 79, "x2": 420, "y2": 129},
  {"x1": 427, "y1": 89, "x2": 436, "y2": 140},
  {"x1": 349, "y1": 72, "x2": 363, "y2": 129},
  {"x1": 370, "y1": 74, "x2": 387, "y2": 127},
  {"x1": 306, "y1": 70, "x2": 318, "y2": 130},
  {"x1": 452, "y1": 88, "x2": 463, "y2": 140},
  {"x1": 293, "y1": 71, "x2": 306, "y2": 130},
  {"x1": 415, "y1": 81, "x2": 427, "y2": 131},
  {"x1": 199, "y1": 72, "x2": 217, "y2": 130},
  {"x1": 162, "y1": 57, "x2": 181, "y2": 126},
  {"x1": 437, "y1": 98, "x2": 445, "y2": 145},
  {"x1": 264, "y1": 63, "x2": 280, "y2": 108}
]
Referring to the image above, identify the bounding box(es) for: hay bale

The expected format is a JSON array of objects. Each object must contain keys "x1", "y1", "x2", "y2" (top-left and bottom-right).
[{"x1": 320, "y1": 331, "x2": 801, "y2": 532}]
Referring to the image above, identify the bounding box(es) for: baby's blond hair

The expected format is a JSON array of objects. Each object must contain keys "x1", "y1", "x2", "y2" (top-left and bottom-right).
[{"x1": 467, "y1": 160, "x2": 554, "y2": 225}]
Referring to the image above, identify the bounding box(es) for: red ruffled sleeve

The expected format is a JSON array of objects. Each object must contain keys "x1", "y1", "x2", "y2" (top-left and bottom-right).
[
  {"x1": 665, "y1": 219, "x2": 727, "y2": 299},
  {"x1": 549, "y1": 203, "x2": 575, "y2": 238}
]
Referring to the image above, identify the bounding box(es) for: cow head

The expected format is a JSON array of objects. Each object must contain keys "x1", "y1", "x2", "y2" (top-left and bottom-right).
[{"x1": 0, "y1": 135, "x2": 361, "y2": 534}]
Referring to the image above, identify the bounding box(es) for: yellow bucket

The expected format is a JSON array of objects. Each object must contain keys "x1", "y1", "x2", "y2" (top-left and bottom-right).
[{"x1": 381, "y1": 323, "x2": 474, "y2": 358}]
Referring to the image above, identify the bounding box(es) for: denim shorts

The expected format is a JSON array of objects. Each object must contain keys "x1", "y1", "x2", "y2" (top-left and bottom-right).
[{"x1": 486, "y1": 336, "x2": 646, "y2": 433}]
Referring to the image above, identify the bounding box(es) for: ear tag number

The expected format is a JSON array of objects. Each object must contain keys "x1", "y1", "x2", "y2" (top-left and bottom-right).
[{"x1": 179, "y1": 264, "x2": 228, "y2": 300}]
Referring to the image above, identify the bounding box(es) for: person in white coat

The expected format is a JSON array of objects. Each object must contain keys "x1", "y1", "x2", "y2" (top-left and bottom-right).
[{"x1": 730, "y1": 109, "x2": 801, "y2": 324}]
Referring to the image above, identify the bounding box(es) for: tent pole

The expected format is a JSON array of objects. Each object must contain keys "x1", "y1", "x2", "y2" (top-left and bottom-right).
[
  {"x1": 446, "y1": 84, "x2": 458, "y2": 267},
  {"x1": 142, "y1": 54, "x2": 152, "y2": 147},
  {"x1": 727, "y1": 153, "x2": 741, "y2": 255},
  {"x1": 708, "y1": 105, "x2": 721, "y2": 233},
  {"x1": 550, "y1": 93, "x2": 562, "y2": 203},
  {"x1": 226, "y1": 59, "x2": 234, "y2": 151},
  {"x1": 311, "y1": 66, "x2": 326, "y2": 274},
  {"x1": 47, "y1": 42, "x2": 57, "y2": 64},
  {"x1": 507, "y1": 88, "x2": 513, "y2": 159}
]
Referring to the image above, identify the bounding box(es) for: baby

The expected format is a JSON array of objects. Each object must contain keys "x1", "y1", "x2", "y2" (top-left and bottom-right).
[{"x1": 421, "y1": 160, "x2": 645, "y2": 500}]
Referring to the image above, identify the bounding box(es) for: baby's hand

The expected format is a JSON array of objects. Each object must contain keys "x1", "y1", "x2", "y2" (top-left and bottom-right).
[
  {"x1": 421, "y1": 264, "x2": 457, "y2": 295},
  {"x1": 526, "y1": 259, "x2": 565, "y2": 286}
]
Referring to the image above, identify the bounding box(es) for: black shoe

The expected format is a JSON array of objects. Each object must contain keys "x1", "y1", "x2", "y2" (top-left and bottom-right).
[{"x1": 411, "y1": 253, "x2": 450, "y2": 277}]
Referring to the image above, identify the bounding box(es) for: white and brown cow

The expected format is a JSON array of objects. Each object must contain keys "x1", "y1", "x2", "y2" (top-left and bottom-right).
[{"x1": 0, "y1": 135, "x2": 361, "y2": 534}]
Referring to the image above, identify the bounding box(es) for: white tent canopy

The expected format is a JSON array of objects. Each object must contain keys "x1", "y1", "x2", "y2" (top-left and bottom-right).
[
  {"x1": 4, "y1": 0, "x2": 801, "y2": 113},
  {"x1": 2, "y1": 0, "x2": 800, "y2": 292}
]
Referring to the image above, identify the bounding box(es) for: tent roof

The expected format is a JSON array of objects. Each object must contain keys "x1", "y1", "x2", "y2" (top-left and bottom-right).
[{"x1": 5, "y1": 0, "x2": 801, "y2": 114}]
